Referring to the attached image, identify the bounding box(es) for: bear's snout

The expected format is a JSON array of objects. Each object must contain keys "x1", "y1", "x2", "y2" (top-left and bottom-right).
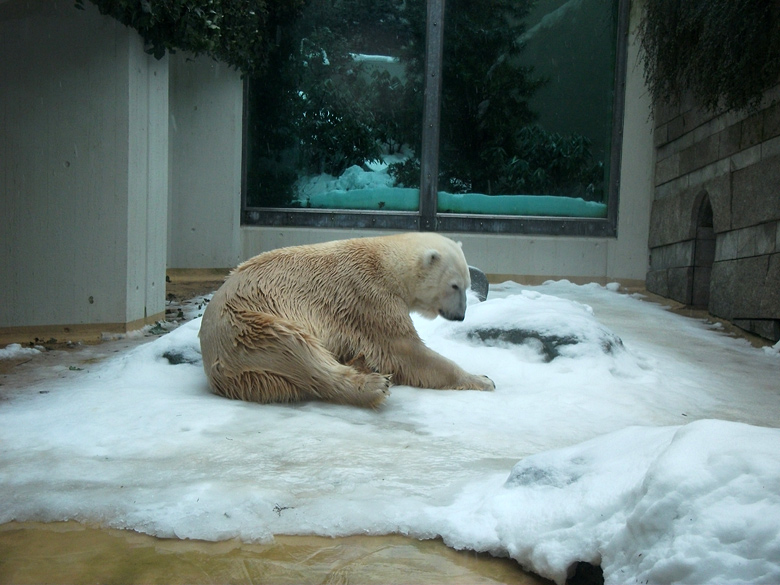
[{"x1": 439, "y1": 308, "x2": 466, "y2": 321}]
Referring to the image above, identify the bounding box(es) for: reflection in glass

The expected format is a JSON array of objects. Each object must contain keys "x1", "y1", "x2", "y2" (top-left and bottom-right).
[
  {"x1": 244, "y1": 0, "x2": 619, "y2": 220},
  {"x1": 434, "y1": 0, "x2": 616, "y2": 217},
  {"x1": 244, "y1": 0, "x2": 422, "y2": 212}
]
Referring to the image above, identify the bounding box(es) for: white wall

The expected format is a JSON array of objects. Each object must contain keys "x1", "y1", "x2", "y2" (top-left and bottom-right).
[
  {"x1": 127, "y1": 42, "x2": 169, "y2": 324},
  {"x1": 167, "y1": 52, "x2": 243, "y2": 269},
  {"x1": 240, "y1": 5, "x2": 655, "y2": 284},
  {"x1": 606, "y1": 0, "x2": 655, "y2": 282},
  {"x1": 0, "y1": 0, "x2": 168, "y2": 340}
]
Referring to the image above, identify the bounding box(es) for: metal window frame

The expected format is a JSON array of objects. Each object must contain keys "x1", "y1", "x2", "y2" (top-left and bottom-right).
[{"x1": 241, "y1": 0, "x2": 629, "y2": 237}]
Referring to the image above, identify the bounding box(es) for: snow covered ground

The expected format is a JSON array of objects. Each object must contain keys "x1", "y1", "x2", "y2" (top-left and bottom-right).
[
  {"x1": 294, "y1": 159, "x2": 607, "y2": 217},
  {"x1": 1, "y1": 281, "x2": 779, "y2": 584}
]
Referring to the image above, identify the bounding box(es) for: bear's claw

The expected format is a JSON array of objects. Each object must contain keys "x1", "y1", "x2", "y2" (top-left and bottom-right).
[
  {"x1": 360, "y1": 372, "x2": 392, "y2": 408},
  {"x1": 478, "y1": 375, "x2": 496, "y2": 391},
  {"x1": 455, "y1": 374, "x2": 495, "y2": 391}
]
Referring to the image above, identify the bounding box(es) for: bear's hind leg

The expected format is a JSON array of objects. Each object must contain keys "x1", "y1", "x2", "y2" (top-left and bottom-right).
[
  {"x1": 220, "y1": 310, "x2": 391, "y2": 407},
  {"x1": 210, "y1": 369, "x2": 310, "y2": 404},
  {"x1": 264, "y1": 337, "x2": 391, "y2": 407},
  {"x1": 297, "y1": 364, "x2": 391, "y2": 408},
  {"x1": 219, "y1": 360, "x2": 390, "y2": 408}
]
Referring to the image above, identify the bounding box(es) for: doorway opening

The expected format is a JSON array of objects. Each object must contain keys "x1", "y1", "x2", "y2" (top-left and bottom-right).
[{"x1": 691, "y1": 194, "x2": 714, "y2": 308}]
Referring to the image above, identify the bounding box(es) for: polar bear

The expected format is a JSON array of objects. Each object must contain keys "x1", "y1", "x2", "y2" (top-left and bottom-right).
[{"x1": 198, "y1": 233, "x2": 495, "y2": 408}]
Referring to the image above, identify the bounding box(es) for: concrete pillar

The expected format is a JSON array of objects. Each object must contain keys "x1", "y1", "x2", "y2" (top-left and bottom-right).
[
  {"x1": 0, "y1": 0, "x2": 169, "y2": 343},
  {"x1": 167, "y1": 52, "x2": 243, "y2": 270}
]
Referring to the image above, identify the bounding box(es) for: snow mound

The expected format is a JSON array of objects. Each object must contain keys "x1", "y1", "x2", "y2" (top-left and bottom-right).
[
  {"x1": 415, "y1": 289, "x2": 624, "y2": 363},
  {"x1": 295, "y1": 165, "x2": 399, "y2": 208},
  {"x1": 764, "y1": 340, "x2": 780, "y2": 357},
  {"x1": 333, "y1": 165, "x2": 395, "y2": 191},
  {"x1": 464, "y1": 291, "x2": 624, "y2": 361},
  {"x1": 438, "y1": 420, "x2": 780, "y2": 585},
  {"x1": 0, "y1": 343, "x2": 41, "y2": 360},
  {"x1": 148, "y1": 319, "x2": 204, "y2": 366},
  {"x1": 606, "y1": 420, "x2": 780, "y2": 585}
]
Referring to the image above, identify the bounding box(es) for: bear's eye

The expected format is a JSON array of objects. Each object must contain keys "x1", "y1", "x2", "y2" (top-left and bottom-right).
[{"x1": 451, "y1": 284, "x2": 460, "y2": 291}]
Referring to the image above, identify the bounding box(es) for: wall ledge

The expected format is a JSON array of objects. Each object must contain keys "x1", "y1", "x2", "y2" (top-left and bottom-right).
[{"x1": 0, "y1": 312, "x2": 165, "y2": 346}]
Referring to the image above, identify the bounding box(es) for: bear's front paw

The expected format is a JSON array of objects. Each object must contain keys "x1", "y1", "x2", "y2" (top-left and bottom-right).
[
  {"x1": 456, "y1": 374, "x2": 495, "y2": 391},
  {"x1": 475, "y1": 375, "x2": 495, "y2": 391}
]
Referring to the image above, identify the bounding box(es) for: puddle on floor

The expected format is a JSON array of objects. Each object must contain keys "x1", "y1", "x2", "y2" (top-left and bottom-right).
[{"x1": 0, "y1": 522, "x2": 551, "y2": 585}]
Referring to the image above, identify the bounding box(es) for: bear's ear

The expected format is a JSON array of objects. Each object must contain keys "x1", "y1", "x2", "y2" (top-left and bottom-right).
[
  {"x1": 456, "y1": 241, "x2": 463, "y2": 248},
  {"x1": 423, "y1": 249, "x2": 441, "y2": 267}
]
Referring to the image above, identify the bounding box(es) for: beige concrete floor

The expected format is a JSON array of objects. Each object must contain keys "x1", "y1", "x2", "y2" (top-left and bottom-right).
[{"x1": 0, "y1": 522, "x2": 550, "y2": 585}]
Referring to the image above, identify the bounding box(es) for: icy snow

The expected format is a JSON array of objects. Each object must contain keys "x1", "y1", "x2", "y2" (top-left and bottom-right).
[
  {"x1": 294, "y1": 161, "x2": 608, "y2": 216},
  {"x1": 1, "y1": 280, "x2": 779, "y2": 584},
  {"x1": 0, "y1": 343, "x2": 40, "y2": 360}
]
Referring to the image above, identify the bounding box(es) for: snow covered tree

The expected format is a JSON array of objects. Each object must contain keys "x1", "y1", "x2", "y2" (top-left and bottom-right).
[{"x1": 639, "y1": 0, "x2": 780, "y2": 113}]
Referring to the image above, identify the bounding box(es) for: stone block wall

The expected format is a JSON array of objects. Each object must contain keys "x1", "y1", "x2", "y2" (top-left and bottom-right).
[{"x1": 647, "y1": 84, "x2": 780, "y2": 342}]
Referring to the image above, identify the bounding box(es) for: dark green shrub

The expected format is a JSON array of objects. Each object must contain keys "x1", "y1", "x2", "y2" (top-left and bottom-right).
[
  {"x1": 75, "y1": 0, "x2": 304, "y2": 75},
  {"x1": 289, "y1": 28, "x2": 382, "y2": 175},
  {"x1": 639, "y1": 0, "x2": 780, "y2": 112},
  {"x1": 245, "y1": 157, "x2": 298, "y2": 207},
  {"x1": 393, "y1": 0, "x2": 602, "y2": 199},
  {"x1": 492, "y1": 126, "x2": 604, "y2": 200},
  {"x1": 388, "y1": 158, "x2": 420, "y2": 188}
]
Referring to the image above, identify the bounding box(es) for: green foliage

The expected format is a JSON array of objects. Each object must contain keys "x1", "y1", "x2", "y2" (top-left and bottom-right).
[
  {"x1": 392, "y1": 0, "x2": 602, "y2": 198},
  {"x1": 639, "y1": 0, "x2": 780, "y2": 112},
  {"x1": 439, "y1": 0, "x2": 541, "y2": 163},
  {"x1": 486, "y1": 126, "x2": 604, "y2": 200},
  {"x1": 390, "y1": 126, "x2": 604, "y2": 200},
  {"x1": 245, "y1": 0, "x2": 412, "y2": 204},
  {"x1": 327, "y1": 0, "x2": 409, "y2": 55},
  {"x1": 369, "y1": 70, "x2": 411, "y2": 155},
  {"x1": 245, "y1": 157, "x2": 298, "y2": 207},
  {"x1": 290, "y1": 27, "x2": 382, "y2": 175},
  {"x1": 387, "y1": 157, "x2": 420, "y2": 188},
  {"x1": 75, "y1": 0, "x2": 304, "y2": 74},
  {"x1": 246, "y1": 0, "x2": 606, "y2": 205}
]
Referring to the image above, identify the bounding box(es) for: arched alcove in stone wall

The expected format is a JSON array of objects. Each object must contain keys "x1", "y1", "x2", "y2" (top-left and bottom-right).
[
  {"x1": 649, "y1": 82, "x2": 780, "y2": 341},
  {"x1": 691, "y1": 192, "x2": 715, "y2": 309}
]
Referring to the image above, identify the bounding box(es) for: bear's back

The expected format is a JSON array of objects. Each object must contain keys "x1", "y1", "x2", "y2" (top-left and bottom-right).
[{"x1": 225, "y1": 239, "x2": 402, "y2": 328}]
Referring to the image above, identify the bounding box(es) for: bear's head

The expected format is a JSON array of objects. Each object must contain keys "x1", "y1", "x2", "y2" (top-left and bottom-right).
[{"x1": 411, "y1": 234, "x2": 472, "y2": 321}]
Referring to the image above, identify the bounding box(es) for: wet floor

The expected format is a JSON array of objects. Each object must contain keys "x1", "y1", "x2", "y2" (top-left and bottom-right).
[{"x1": 0, "y1": 522, "x2": 551, "y2": 585}]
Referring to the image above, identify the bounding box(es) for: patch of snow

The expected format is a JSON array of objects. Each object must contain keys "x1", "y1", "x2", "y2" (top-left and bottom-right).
[
  {"x1": 294, "y1": 158, "x2": 607, "y2": 217},
  {"x1": 0, "y1": 343, "x2": 40, "y2": 360},
  {"x1": 437, "y1": 420, "x2": 780, "y2": 585},
  {"x1": 1, "y1": 281, "x2": 779, "y2": 584}
]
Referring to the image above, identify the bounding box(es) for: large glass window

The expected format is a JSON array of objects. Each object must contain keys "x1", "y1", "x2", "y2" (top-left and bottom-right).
[{"x1": 242, "y1": 0, "x2": 628, "y2": 235}]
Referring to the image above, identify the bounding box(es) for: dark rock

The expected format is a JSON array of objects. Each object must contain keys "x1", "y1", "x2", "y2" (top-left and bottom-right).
[
  {"x1": 566, "y1": 561, "x2": 604, "y2": 585},
  {"x1": 467, "y1": 327, "x2": 623, "y2": 362},
  {"x1": 162, "y1": 350, "x2": 200, "y2": 365}
]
